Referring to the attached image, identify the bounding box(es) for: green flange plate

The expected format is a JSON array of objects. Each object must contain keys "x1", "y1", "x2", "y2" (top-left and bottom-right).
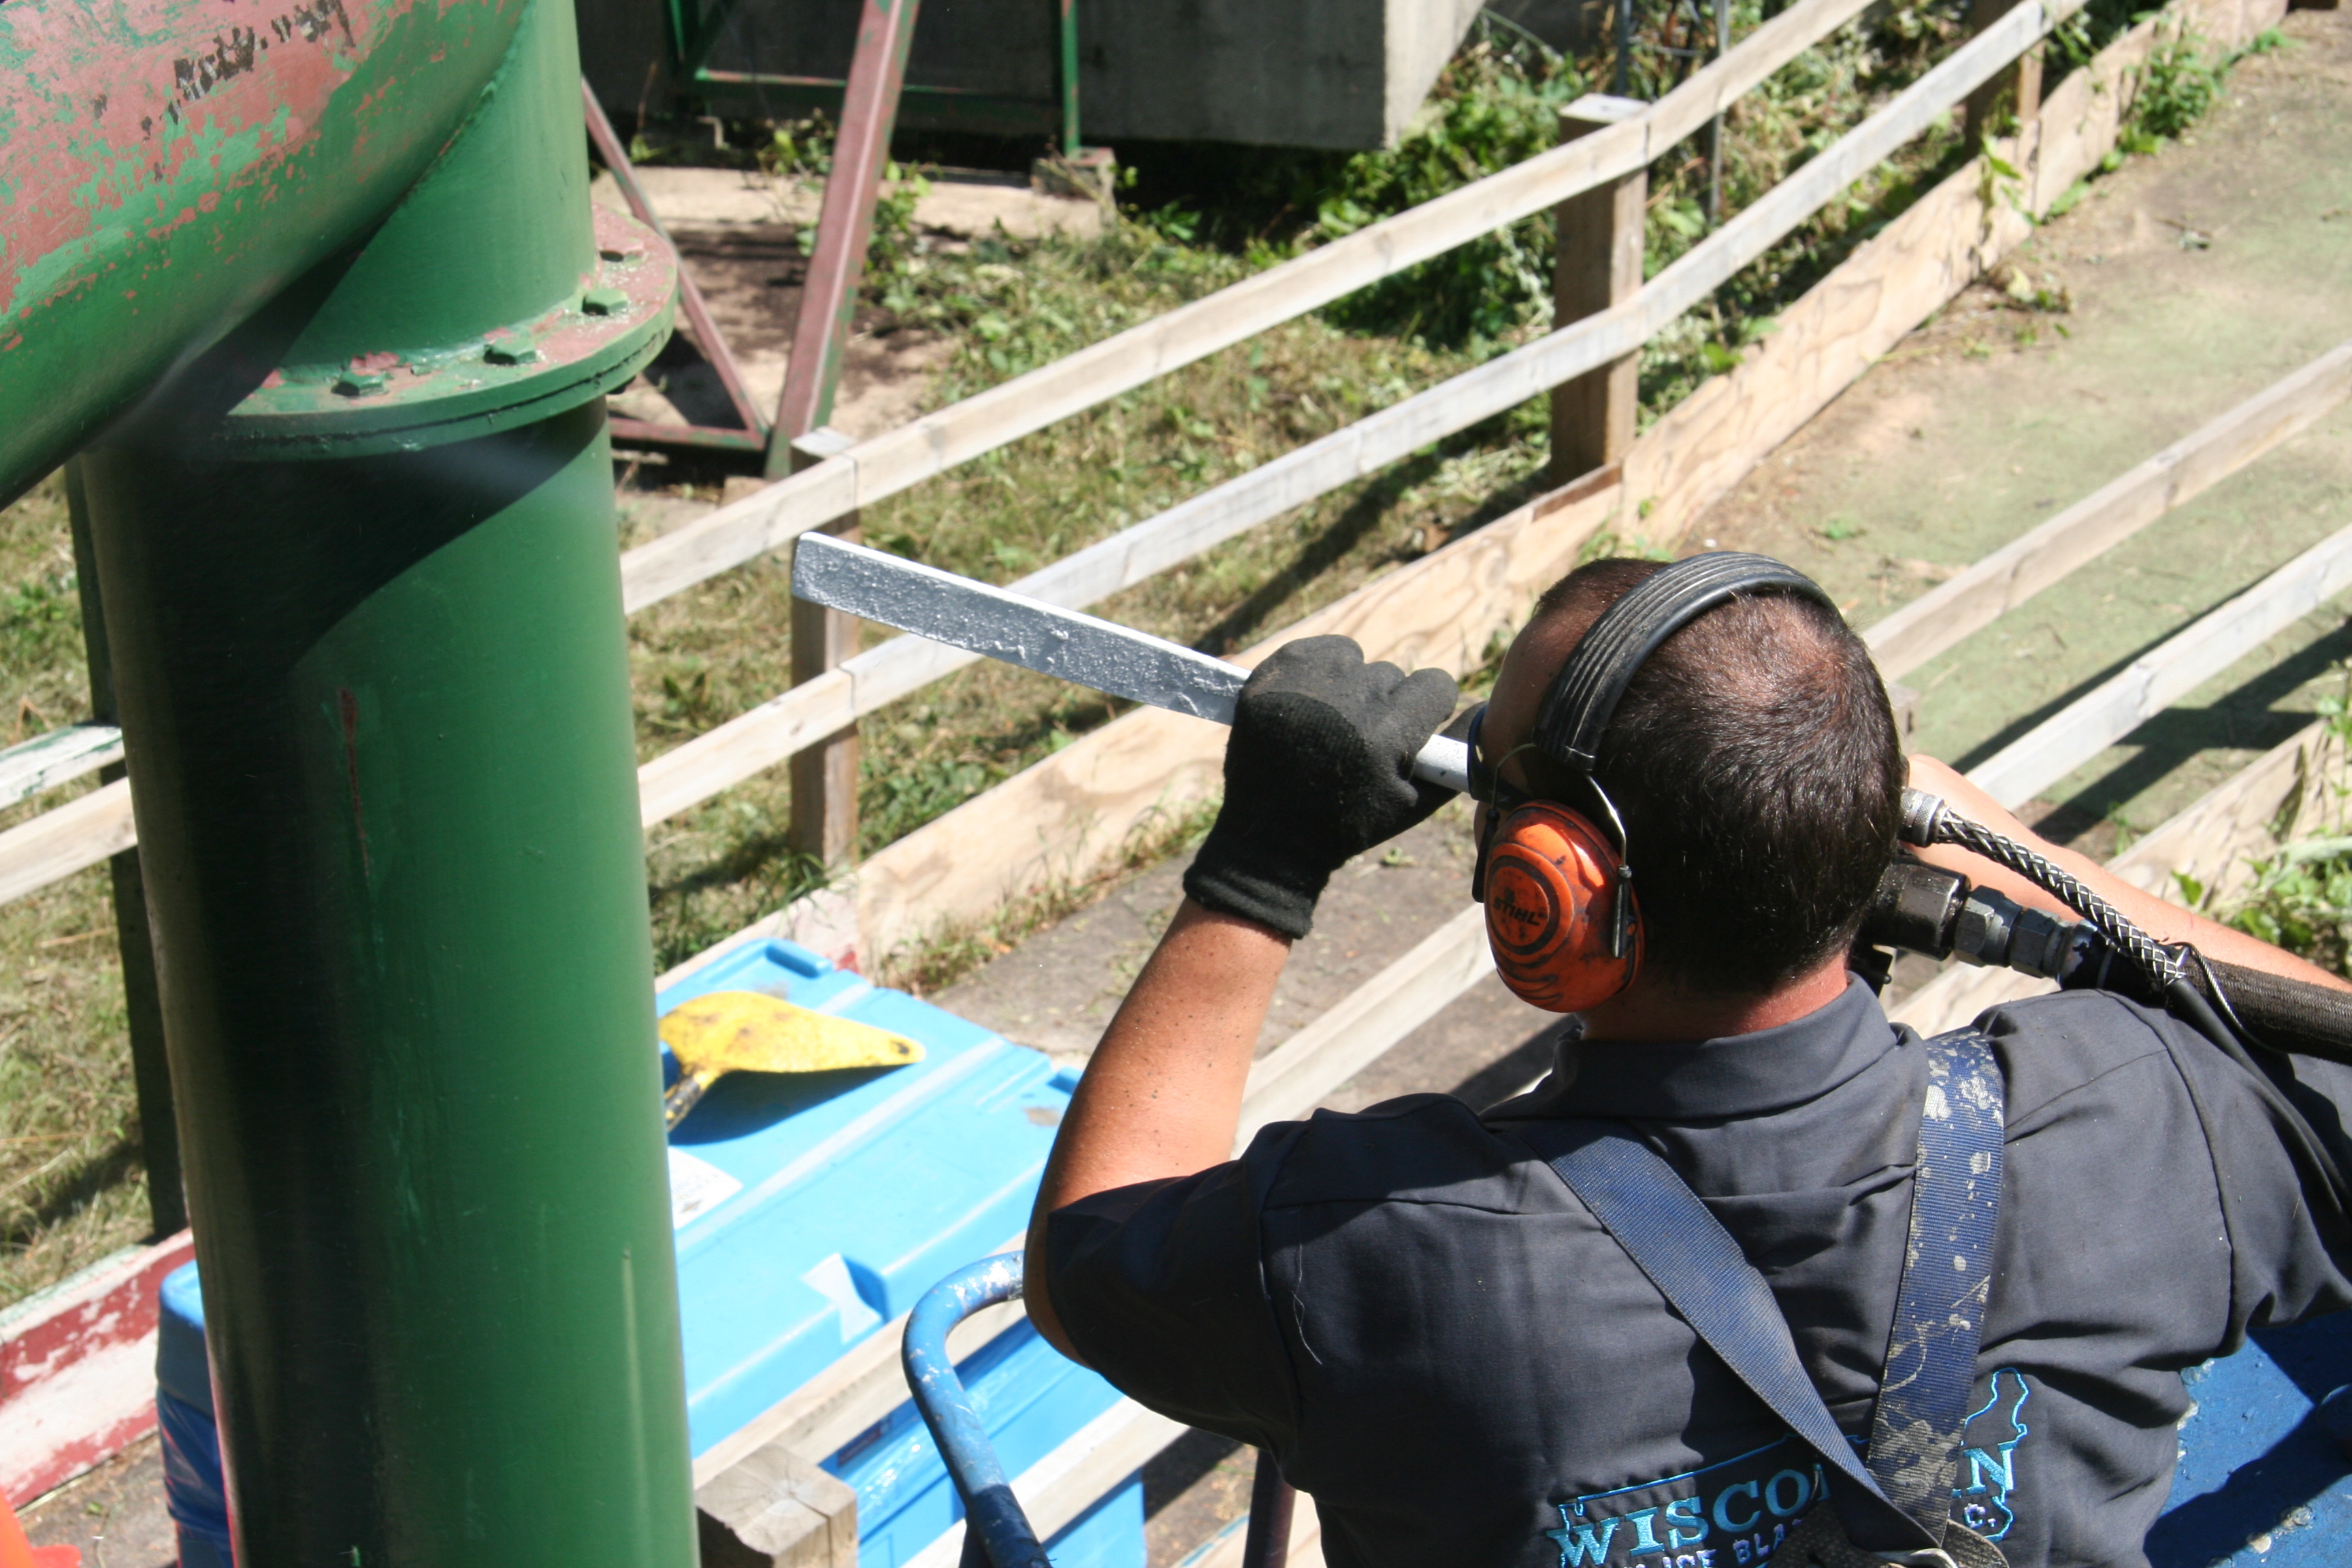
[{"x1": 203, "y1": 208, "x2": 676, "y2": 459}]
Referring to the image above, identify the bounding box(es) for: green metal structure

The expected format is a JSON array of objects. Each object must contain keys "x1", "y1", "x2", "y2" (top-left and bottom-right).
[
  {"x1": 665, "y1": 0, "x2": 1084, "y2": 154},
  {"x1": 2, "y1": 0, "x2": 696, "y2": 1561}
]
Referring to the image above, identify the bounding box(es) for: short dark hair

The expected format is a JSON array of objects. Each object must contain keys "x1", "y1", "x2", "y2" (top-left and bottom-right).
[{"x1": 1516, "y1": 558, "x2": 1902, "y2": 995}]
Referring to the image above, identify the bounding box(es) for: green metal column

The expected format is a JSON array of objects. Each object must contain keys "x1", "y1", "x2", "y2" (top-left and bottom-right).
[{"x1": 72, "y1": 0, "x2": 693, "y2": 1562}]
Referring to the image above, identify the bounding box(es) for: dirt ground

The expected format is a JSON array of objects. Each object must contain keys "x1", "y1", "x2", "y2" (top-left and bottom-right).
[
  {"x1": 20, "y1": 1436, "x2": 176, "y2": 1568},
  {"x1": 597, "y1": 167, "x2": 1102, "y2": 448}
]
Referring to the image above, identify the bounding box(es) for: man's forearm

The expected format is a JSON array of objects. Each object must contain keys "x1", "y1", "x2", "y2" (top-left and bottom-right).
[{"x1": 1025, "y1": 899, "x2": 1292, "y2": 1357}]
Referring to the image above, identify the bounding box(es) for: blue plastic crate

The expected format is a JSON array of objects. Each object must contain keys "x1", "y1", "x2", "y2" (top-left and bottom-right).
[
  {"x1": 2149, "y1": 1313, "x2": 2352, "y2": 1567},
  {"x1": 656, "y1": 938, "x2": 1084, "y2": 1457},
  {"x1": 662, "y1": 939, "x2": 1141, "y2": 1567}
]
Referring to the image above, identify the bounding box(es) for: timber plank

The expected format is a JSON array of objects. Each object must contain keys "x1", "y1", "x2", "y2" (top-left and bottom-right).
[
  {"x1": 0, "y1": 725, "x2": 122, "y2": 813},
  {"x1": 1969, "y1": 519, "x2": 2352, "y2": 806},
  {"x1": 1867, "y1": 339, "x2": 2352, "y2": 679},
  {"x1": 0, "y1": 779, "x2": 131, "y2": 907}
]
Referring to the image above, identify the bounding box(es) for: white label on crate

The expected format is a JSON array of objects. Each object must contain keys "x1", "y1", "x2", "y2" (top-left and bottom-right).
[
  {"x1": 668, "y1": 1147, "x2": 743, "y2": 1230},
  {"x1": 802, "y1": 1253, "x2": 885, "y2": 1342}
]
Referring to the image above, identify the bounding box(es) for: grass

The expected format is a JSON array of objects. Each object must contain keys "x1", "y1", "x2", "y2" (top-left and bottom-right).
[
  {"x1": 0, "y1": 0, "x2": 2269, "y2": 1304},
  {"x1": 0, "y1": 474, "x2": 152, "y2": 1309}
]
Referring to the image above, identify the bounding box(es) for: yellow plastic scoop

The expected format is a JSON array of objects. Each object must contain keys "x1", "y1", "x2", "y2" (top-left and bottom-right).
[{"x1": 659, "y1": 990, "x2": 923, "y2": 1128}]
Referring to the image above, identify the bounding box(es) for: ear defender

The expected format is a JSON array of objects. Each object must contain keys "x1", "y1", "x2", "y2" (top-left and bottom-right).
[
  {"x1": 1469, "y1": 551, "x2": 1837, "y2": 1015},
  {"x1": 1482, "y1": 802, "x2": 1642, "y2": 1013}
]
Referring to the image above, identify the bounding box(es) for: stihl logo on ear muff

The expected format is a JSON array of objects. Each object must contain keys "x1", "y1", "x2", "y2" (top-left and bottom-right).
[
  {"x1": 1470, "y1": 552, "x2": 1836, "y2": 1015},
  {"x1": 1483, "y1": 804, "x2": 1641, "y2": 1013}
]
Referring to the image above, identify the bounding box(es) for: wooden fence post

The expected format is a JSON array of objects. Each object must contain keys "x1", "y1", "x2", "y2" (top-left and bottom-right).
[
  {"x1": 64, "y1": 461, "x2": 184, "y2": 1239},
  {"x1": 788, "y1": 426, "x2": 863, "y2": 868},
  {"x1": 1964, "y1": 0, "x2": 2043, "y2": 144},
  {"x1": 1550, "y1": 94, "x2": 1647, "y2": 487}
]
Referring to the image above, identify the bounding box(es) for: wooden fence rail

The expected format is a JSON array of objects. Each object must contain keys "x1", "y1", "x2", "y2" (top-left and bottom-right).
[
  {"x1": 0, "y1": 724, "x2": 120, "y2": 813},
  {"x1": 1867, "y1": 339, "x2": 2352, "y2": 680},
  {"x1": 1971, "y1": 515, "x2": 2352, "y2": 806},
  {"x1": 20, "y1": 323, "x2": 2344, "y2": 901},
  {"x1": 610, "y1": 0, "x2": 1887, "y2": 614}
]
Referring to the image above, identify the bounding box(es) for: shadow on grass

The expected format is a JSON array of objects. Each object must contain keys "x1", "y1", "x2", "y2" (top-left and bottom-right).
[{"x1": 4, "y1": 1137, "x2": 142, "y2": 1251}]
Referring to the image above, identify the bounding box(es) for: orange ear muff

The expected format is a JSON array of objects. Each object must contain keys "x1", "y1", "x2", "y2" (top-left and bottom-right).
[{"x1": 1482, "y1": 801, "x2": 1642, "y2": 1013}]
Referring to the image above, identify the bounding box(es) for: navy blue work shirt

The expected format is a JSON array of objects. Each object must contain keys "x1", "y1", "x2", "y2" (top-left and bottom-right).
[{"x1": 1042, "y1": 977, "x2": 2352, "y2": 1568}]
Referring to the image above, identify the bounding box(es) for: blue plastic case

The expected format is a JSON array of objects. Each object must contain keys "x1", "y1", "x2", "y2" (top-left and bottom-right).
[
  {"x1": 656, "y1": 937, "x2": 1089, "y2": 1454},
  {"x1": 154, "y1": 1263, "x2": 234, "y2": 1568},
  {"x1": 660, "y1": 938, "x2": 1138, "y2": 1567}
]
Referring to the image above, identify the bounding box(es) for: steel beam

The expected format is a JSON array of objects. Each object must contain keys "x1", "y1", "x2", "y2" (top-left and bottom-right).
[
  {"x1": 583, "y1": 79, "x2": 772, "y2": 445},
  {"x1": 766, "y1": 0, "x2": 924, "y2": 463}
]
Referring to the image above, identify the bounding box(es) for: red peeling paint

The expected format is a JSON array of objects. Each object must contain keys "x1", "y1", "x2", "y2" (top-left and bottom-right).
[
  {"x1": 0, "y1": 0, "x2": 536, "y2": 495},
  {"x1": 0, "y1": 1230, "x2": 196, "y2": 1503}
]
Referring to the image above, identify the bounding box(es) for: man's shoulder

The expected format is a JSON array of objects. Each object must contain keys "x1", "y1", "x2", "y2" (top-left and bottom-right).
[
  {"x1": 1258, "y1": 1092, "x2": 1561, "y2": 1218},
  {"x1": 1963, "y1": 984, "x2": 2192, "y2": 1128}
]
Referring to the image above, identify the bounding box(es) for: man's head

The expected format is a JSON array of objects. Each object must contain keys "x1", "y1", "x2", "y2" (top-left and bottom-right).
[{"x1": 1479, "y1": 557, "x2": 1902, "y2": 998}]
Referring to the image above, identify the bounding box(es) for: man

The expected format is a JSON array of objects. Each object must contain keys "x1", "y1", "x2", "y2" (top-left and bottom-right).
[{"x1": 1023, "y1": 557, "x2": 2352, "y2": 1568}]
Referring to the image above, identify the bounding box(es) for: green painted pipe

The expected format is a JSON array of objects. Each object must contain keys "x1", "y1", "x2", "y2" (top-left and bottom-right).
[
  {"x1": 81, "y1": 402, "x2": 696, "y2": 1567},
  {"x1": 29, "y1": 0, "x2": 696, "y2": 1560},
  {"x1": 0, "y1": 0, "x2": 527, "y2": 503}
]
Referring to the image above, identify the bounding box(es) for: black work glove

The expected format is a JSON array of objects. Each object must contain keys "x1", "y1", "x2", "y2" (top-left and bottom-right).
[{"x1": 1183, "y1": 636, "x2": 1459, "y2": 939}]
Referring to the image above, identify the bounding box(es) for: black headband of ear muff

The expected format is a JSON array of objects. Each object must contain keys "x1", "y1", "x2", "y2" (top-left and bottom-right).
[{"x1": 1531, "y1": 551, "x2": 1838, "y2": 774}]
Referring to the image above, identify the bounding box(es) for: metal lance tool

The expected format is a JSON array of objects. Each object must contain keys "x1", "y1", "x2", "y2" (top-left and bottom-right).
[{"x1": 792, "y1": 534, "x2": 1473, "y2": 794}]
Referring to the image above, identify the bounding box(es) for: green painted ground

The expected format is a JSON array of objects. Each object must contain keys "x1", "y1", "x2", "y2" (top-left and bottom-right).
[{"x1": 1705, "y1": 8, "x2": 2352, "y2": 845}]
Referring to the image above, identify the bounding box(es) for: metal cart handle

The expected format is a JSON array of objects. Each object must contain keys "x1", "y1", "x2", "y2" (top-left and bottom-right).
[
  {"x1": 904, "y1": 1255, "x2": 1053, "y2": 1568},
  {"x1": 902, "y1": 1253, "x2": 1296, "y2": 1568}
]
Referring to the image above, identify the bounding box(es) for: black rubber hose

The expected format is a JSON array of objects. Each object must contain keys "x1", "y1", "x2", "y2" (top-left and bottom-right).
[{"x1": 2132, "y1": 951, "x2": 2352, "y2": 1066}]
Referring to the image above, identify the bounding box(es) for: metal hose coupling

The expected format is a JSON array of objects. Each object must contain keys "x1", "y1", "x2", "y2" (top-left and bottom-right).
[{"x1": 1896, "y1": 789, "x2": 2186, "y2": 992}]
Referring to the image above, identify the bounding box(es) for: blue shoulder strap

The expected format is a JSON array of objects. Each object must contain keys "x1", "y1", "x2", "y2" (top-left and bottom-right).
[{"x1": 1512, "y1": 1029, "x2": 2005, "y2": 1554}]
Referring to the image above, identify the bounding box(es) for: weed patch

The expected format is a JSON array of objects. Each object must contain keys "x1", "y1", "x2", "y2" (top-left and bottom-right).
[{"x1": 2227, "y1": 683, "x2": 2352, "y2": 976}]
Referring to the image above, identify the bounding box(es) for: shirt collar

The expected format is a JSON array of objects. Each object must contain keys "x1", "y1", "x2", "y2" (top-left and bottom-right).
[{"x1": 1488, "y1": 975, "x2": 1904, "y2": 1122}]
